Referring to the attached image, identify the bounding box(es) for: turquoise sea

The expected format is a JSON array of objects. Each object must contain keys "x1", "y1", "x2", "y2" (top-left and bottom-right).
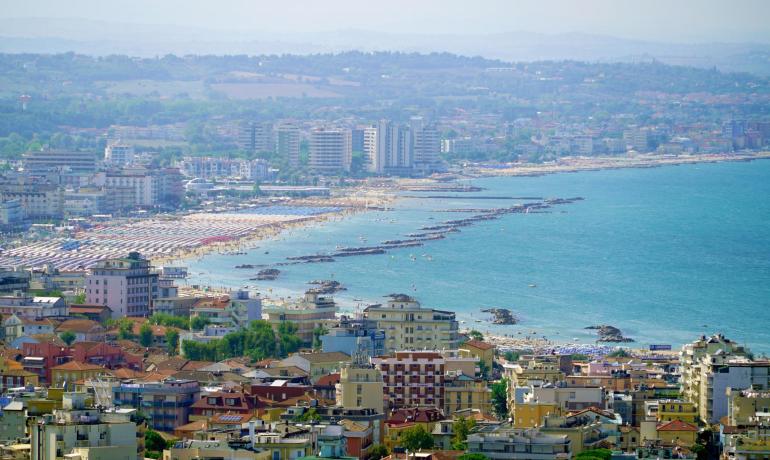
[{"x1": 184, "y1": 160, "x2": 770, "y2": 353}]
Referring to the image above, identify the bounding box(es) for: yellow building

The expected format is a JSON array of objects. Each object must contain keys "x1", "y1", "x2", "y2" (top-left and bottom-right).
[
  {"x1": 337, "y1": 362, "x2": 384, "y2": 414},
  {"x1": 618, "y1": 425, "x2": 641, "y2": 451},
  {"x1": 504, "y1": 357, "x2": 565, "y2": 387},
  {"x1": 657, "y1": 400, "x2": 697, "y2": 424},
  {"x1": 384, "y1": 408, "x2": 442, "y2": 452},
  {"x1": 655, "y1": 420, "x2": 698, "y2": 445},
  {"x1": 723, "y1": 426, "x2": 770, "y2": 460},
  {"x1": 363, "y1": 294, "x2": 460, "y2": 353},
  {"x1": 459, "y1": 340, "x2": 496, "y2": 368},
  {"x1": 263, "y1": 291, "x2": 338, "y2": 345},
  {"x1": 513, "y1": 402, "x2": 561, "y2": 428},
  {"x1": 444, "y1": 375, "x2": 492, "y2": 417},
  {"x1": 278, "y1": 351, "x2": 351, "y2": 384},
  {"x1": 164, "y1": 439, "x2": 272, "y2": 460},
  {"x1": 727, "y1": 389, "x2": 770, "y2": 426},
  {"x1": 51, "y1": 361, "x2": 109, "y2": 389}
]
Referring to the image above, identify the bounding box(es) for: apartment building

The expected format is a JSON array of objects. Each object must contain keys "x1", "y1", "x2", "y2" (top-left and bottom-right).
[
  {"x1": 372, "y1": 351, "x2": 445, "y2": 410},
  {"x1": 85, "y1": 252, "x2": 159, "y2": 318},
  {"x1": 309, "y1": 128, "x2": 352, "y2": 173},
  {"x1": 362, "y1": 294, "x2": 460, "y2": 353},
  {"x1": 263, "y1": 290, "x2": 337, "y2": 345},
  {"x1": 276, "y1": 122, "x2": 301, "y2": 167},
  {"x1": 112, "y1": 379, "x2": 200, "y2": 432},
  {"x1": 31, "y1": 394, "x2": 138, "y2": 460},
  {"x1": 337, "y1": 360, "x2": 385, "y2": 414}
]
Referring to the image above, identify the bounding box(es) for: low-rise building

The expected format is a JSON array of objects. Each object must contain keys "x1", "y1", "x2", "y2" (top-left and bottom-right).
[
  {"x1": 467, "y1": 426, "x2": 572, "y2": 460},
  {"x1": 263, "y1": 291, "x2": 338, "y2": 345},
  {"x1": 444, "y1": 374, "x2": 492, "y2": 417},
  {"x1": 320, "y1": 316, "x2": 385, "y2": 359},
  {"x1": 0, "y1": 293, "x2": 67, "y2": 319},
  {"x1": 278, "y1": 352, "x2": 351, "y2": 384},
  {"x1": 113, "y1": 378, "x2": 200, "y2": 432},
  {"x1": 30, "y1": 394, "x2": 138, "y2": 460}
]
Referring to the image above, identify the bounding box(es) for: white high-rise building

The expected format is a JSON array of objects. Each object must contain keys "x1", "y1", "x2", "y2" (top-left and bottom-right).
[
  {"x1": 363, "y1": 126, "x2": 380, "y2": 173},
  {"x1": 309, "y1": 128, "x2": 352, "y2": 174},
  {"x1": 411, "y1": 117, "x2": 441, "y2": 173},
  {"x1": 104, "y1": 143, "x2": 135, "y2": 165},
  {"x1": 276, "y1": 122, "x2": 301, "y2": 167}
]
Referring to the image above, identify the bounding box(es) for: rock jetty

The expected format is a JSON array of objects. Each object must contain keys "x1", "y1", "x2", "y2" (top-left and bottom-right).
[
  {"x1": 483, "y1": 308, "x2": 518, "y2": 325},
  {"x1": 252, "y1": 268, "x2": 280, "y2": 281},
  {"x1": 585, "y1": 325, "x2": 635, "y2": 342},
  {"x1": 308, "y1": 280, "x2": 346, "y2": 294}
]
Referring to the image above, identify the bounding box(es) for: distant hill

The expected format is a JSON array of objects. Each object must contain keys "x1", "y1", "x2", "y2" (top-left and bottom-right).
[{"x1": 2, "y1": 17, "x2": 770, "y2": 75}]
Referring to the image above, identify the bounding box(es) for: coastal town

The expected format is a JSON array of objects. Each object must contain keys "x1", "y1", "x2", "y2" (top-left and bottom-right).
[
  {"x1": 0, "y1": 244, "x2": 768, "y2": 460},
  {"x1": 0, "y1": 7, "x2": 770, "y2": 460}
]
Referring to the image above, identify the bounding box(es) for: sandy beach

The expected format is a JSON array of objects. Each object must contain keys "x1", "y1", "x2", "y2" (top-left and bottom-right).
[{"x1": 463, "y1": 151, "x2": 770, "y2": 178}]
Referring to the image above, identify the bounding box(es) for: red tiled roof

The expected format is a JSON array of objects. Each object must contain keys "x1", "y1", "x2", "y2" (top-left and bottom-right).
[
  {"x1": 463, "y1": 340, "x2": 495, "y2": 351},
  {"x1": 657, "y1": 420, "x2": 698, "y2": 432},
  {"x1": 52, "y1": 360, "x2": 106, "y2": 372},
  {"x1": 315, "y1": 373, "x2": 340, "y2": 387}
]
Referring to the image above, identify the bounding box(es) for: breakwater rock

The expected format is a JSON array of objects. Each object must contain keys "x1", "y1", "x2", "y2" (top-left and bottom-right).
[
  {"x1": 252, "y1": 268, "x2": 280, "y2": 281},
  {"x1": 308, "y1": 279, "x2": 346, "y2": 294},
  {"x1": 482, "y1": 308, "x2": 518, "y2": 325},
  {"x1": 586, "y1": 325, "x2": 635, "y2": 342}
]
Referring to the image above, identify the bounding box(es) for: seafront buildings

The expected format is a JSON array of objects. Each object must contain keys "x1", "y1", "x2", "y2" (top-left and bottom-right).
[
  {"x1": 85, "y1": 252, "x2": 159, "y2": 318},
  {"x1": 263, "y1": 290, "x2": 338, "y2": 345},
  {"x1": 309, "y1": 127, "x2": 352, "y2": 173},
  {"x1": 362, "y1": 294, "x2": 460, "y2": 353}
]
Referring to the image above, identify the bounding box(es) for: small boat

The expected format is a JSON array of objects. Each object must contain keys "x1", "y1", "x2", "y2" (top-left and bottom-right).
[{"x1": 528, "y1": 284, "x2": 537, "y2": 288}]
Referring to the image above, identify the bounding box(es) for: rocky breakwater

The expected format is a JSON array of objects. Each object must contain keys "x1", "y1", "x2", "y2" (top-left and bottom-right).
[
  {"x1": 586, "y1": 325, "x2": 635, "y2": 342},
  {"x1": 308, "y1": 279, "x2": 346, "y2": 294},
  {"x1": 483, "y1": 308, "x2": 518, "y2": 325},
  {"x1": 252, "y1": 268, "x2": 280, "y2": 281}
]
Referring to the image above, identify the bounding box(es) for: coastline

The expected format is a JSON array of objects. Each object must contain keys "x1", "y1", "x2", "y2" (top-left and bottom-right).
[
  {"x1": 157, "y1": 151, "x2": 770, "y2": 270},
  {"x1": 181, "y1": 156, "x2": 770, "y2": 354},
  {"x1": 460, "y1": 151, "x2": 770, "y2": 178}
]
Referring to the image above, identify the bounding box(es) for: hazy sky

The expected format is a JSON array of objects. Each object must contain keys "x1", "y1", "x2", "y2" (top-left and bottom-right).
[{"x1": 3, "y1": 0, "x2": 770, "y2": 43}]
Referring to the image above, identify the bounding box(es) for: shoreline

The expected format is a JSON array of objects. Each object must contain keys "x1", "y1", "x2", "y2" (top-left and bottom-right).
[{"x1": 459, "y1": 151, "x2": 770, "y2": 179}]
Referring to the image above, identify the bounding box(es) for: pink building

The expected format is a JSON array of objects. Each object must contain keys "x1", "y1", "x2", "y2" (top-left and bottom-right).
[{"x1": 85, "y1": 252, "x2": 158, "y2": 318}]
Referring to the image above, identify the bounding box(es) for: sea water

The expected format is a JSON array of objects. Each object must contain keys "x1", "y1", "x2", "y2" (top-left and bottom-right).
[{"x1": 185, "y1": 160, "x2": 770, "y2": 352}]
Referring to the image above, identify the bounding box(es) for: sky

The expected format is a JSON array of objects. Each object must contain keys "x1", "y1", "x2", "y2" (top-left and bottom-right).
[{"x1": 2, "y1": 0, "x2": 770, "y2": 44}]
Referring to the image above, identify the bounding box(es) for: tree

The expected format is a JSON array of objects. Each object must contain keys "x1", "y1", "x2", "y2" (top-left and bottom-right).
[
  {"x1": 452, "y1": 417, "x2": 476, "y2": 450},
  {"x1": 312, "y1": 326, "x2": 328, "y2": 350},
  {"x1": 490, "y1": 379, "x2": 509, "y2": 420},
  {"x1": 117, "y1": 318, "x2": 135, "y2": 340},
  {"x1": 691, "y1": 444, "x2": 707, "y2": 460},
  {"x1": 144, "y1": 429, "x2": 168, "y2": 453},
  {"x1": 138, "y1": 323, "x2": 153, "y2": 347},
  {"x1": 59, "y1": 331, "x2": 76, "y2": 346},
  {"x1": 190, "y1": 316, "x2": 210, "y2": 331},
  {"x1": 399, "y1": 425, "x2": 434, "y2": 451},
  {"x1": 295, "y1": 408, "x2": 321, "y2": 423},
  {"x1": 277, "y1": 321, "x2": 302, "y2": 357},
  {"x1": 369, "y1": 445, "x2": 389, "y2": 460},
  {"x1": 608, "y1": 348, "x2": 631, "y2": 358},
  {"x1": 149, "y1": 313, "x2": 190, "y2": 330},
  {"x1": 165, "y1": 329, "x2": 180, "y2": 355},
  {"x1": 503, "y1": 351, "x2": 520, "y2": 362},
  {"x1": 575, "y1": 449, "x2": 612, "y2": 460},
  {"x1": 73, "y1": 292, "x2": 86, "y2": 304},
  {"x1": 458, "y1": 454, "x2": 489, "y2": 460},
  {"x1": 468, "y1": 330, "x2": 484, "y2": 341}
]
